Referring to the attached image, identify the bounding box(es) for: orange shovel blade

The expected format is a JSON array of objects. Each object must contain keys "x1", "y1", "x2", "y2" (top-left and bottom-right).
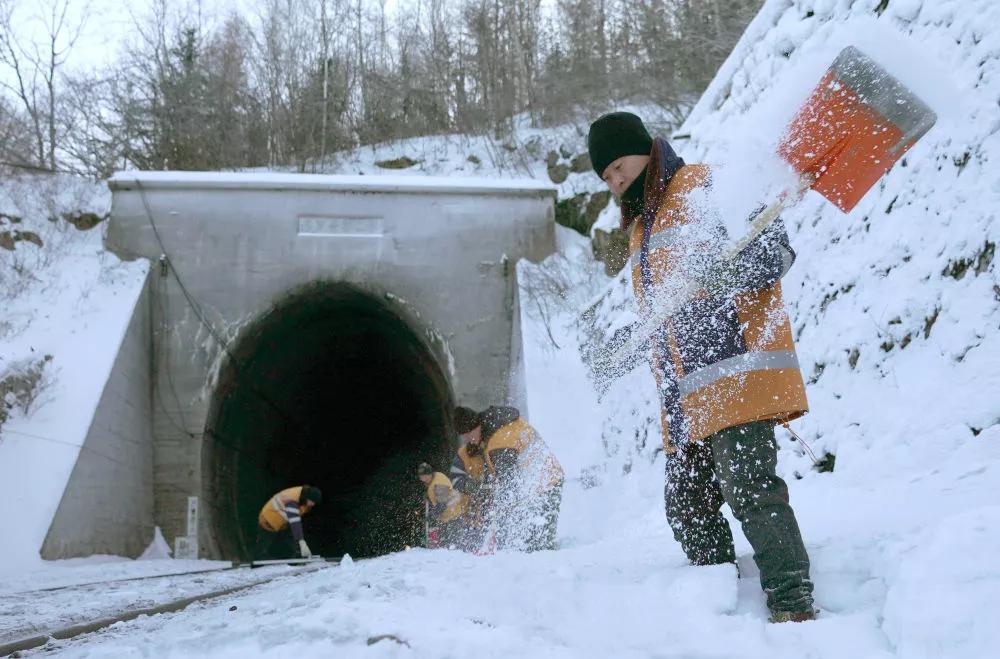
[{"x1": 778, "y1": 46, "x2": 936, "y2": 213}]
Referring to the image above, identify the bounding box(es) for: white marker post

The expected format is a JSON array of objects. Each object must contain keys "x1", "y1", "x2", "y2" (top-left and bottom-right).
[{"x1": 173, "y1": 496, "x2": 200, "y2": 560}]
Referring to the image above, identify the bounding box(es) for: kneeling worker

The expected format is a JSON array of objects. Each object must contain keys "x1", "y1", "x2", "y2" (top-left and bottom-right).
[
  {"x1": 454, "y1": 406, "x2": 564, "y2": 552},
  {"x1": 450, "y1": 429, "x2": 491, "y2": 551},
  {"x1": 256, "y1": 485, "x2": 322, "y2": 560},
  {"x1": 418, "y1": 462, "x2": 470, "y2": 550}
]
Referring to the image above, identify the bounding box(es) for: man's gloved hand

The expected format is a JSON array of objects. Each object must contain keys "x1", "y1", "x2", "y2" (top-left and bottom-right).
[{"x1": 298, "y1": 539, "x2": 313, "y2": 559}]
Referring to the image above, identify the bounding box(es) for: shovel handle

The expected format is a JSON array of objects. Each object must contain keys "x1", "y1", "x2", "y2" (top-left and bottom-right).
[
  {"x1": 604, "y1": 174, "x2": 813, "y2": 369},
  {"x1": 723, "y1": 173, "x2": 814, "y2": 261}
]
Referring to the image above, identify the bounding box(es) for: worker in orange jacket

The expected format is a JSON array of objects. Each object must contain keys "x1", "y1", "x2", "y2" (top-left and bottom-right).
[
  {"x1": 454, "y1": 406, "x2": 563, "y2": 552},
  {"x1": 418, "y1": 462, "x2": 471, "y2": 550},
  {"x1": 587, "y1": 111, "x2": 814, "y2": 622},
  {"x1": 256, "y1": 485, "x2": 322, "y2": 560},
  {"x1": 450, "y1": 431, "x2": 491, "y2": 551}
]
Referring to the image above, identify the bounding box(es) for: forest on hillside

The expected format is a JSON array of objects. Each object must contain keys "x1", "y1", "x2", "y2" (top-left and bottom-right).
[{"x1": 0, "y1": 0, "x2": 761, "y2": 176}]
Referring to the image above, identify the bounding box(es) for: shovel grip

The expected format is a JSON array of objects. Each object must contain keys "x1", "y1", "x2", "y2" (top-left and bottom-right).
[
  {"x1": 722, "y1": 173, "x2": 813, "y2": 262},
  {"x1": 604, "y1": 174, "x2": 812, "y2": 370}
]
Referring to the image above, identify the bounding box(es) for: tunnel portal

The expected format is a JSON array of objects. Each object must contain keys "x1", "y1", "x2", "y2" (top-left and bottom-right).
[
  {"x1": 204, "y1": 283, "x2": 454, "y2": 560},
  {"x1": 96, "y1": 171, "x2": 554, "y2": 560}
]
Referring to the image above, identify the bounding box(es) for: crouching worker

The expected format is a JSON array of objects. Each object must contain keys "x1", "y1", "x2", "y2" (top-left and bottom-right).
[
  {"x1": 256, "y1": 485, "x2": 322, "y2": 560},
  {"x1": 454, "y1": 406, "x2": 563, "y2": 552},
  {"x1": 450, "y1": 427, "x2": 492, "y2": 552},
  {"x1": 418, "y1": 463, "x2": 470, "y2": 550}
]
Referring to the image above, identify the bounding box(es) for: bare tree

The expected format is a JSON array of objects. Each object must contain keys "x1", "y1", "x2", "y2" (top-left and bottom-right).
[
  {"x1": 0, "y1": 0, "x2": 765, "y2": 175},
  {"x1": 0, "y1": 95, "x2": 33, "y2": 167},
  {"x1": 0, "y1": 0, "x2": 89, "y2": 170}
]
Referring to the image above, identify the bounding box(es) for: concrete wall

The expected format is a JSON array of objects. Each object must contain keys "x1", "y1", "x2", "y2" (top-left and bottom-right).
[
  {"x1": 104, "y1": 172, "x2": 556, "y2": 555},
  {"x1": 508, "y1": 281, "x2": 529, "y2": 417},
  {"x1": 41, "y1": 272, "x2": 155, "y2": 559}
]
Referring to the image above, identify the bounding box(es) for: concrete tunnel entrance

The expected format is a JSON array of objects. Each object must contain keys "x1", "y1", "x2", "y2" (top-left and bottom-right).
[{"x1": 203, "y1": 283, "x2": 454, "y2": 560}]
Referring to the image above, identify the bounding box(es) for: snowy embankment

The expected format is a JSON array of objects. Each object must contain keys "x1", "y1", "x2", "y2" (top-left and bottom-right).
[{"x1": 0, "y1": 175, "x2": 149, "y2": 575}]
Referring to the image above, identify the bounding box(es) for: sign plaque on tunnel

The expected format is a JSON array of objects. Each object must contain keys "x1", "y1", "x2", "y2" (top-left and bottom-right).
[
  {"x1": 186, "y1": 496, "x2": 199, "y2": 536},
  {"x1": 298, "y1": 215, "x2": 385, "y2": 238}
]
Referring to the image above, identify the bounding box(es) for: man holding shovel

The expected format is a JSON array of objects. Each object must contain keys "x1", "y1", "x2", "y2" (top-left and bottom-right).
[
  {"x1": 585, "y1": 49, "x2": 936, "y2": 623},
  {"x1": 587, "y1": 111, "x2": 815, "y2": 622}
]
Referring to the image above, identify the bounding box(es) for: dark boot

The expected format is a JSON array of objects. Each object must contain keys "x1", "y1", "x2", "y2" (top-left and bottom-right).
[
  {"x1": 769, "y1": 609, "x2": 818, "y2": 623},
  {"x1": 664, "y1": 441, "x2": 737, "y2": 565},
  {"x1": 710, "y1": 421, "x2": 815, "y2": 615}
]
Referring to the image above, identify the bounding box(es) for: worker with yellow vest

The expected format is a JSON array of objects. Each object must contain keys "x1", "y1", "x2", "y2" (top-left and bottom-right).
[
  {"x1": 449, "y1": 430, "x2": 491, "y2": 551},
  {"x1": 417, "y1": 462, "x2": 470, "y2": 550},
  {"x1": 453, "y1": 406, "x2": 563, "y2": 552},
  {"x1": 587, "y1": 112, "x2": 815, "y2": 622},
  {"x1": 256, "y1": 485, "x2": 322, "y2": 560}
]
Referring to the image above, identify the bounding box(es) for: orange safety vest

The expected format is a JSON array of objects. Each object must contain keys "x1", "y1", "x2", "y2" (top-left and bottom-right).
[
  {"x1": 427, "y1": 472, "x2": 468, "y2": 524},
  {"x1": 258, "y1": 486, "x2": 309, "y2": 532},
  {"x1": 456, "y1": 444, "x2": 485, "y2": 481},
  {"x1": 628, "y1": 152, "x2": 808, "y2": 450},
  {"x1": 484, "y1": 417, "x2": 564, "y2": 490}
]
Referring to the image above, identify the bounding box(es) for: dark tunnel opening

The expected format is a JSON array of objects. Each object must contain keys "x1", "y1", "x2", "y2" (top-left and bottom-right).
[{"x1": 203, "y1": 283, "x2": 454, "y2": 560}]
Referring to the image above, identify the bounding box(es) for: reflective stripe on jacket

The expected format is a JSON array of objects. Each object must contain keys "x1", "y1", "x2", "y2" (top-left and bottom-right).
[
  {"x1": 258, "y1": 486, "x2": 308, "y2": 542},
  {"x1": 627, "y1": 140, "x2": 808, "y2": 449}
]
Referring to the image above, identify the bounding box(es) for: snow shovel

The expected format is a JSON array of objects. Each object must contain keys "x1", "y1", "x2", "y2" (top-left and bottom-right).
[{"x1": 595, "y1": 46, "x2": 937, "y2": 381}]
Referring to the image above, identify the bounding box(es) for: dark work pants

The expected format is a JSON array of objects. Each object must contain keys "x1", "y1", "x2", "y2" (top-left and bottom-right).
[
  {"x1": 527, "y1": 480, "x2": 563, "y2": 552},
  {"x1": 254, "y1": 526, "x2": 296, "y2": 560},
  {"x1": 493, "y1": 479, "x2": 563, "y2": 552},
  {"x1": 665, "y1": 421, "x2": 814, "y2": 613},
  {"x1": 437, "y1": 518, "x2": 468, "y2": 551}
]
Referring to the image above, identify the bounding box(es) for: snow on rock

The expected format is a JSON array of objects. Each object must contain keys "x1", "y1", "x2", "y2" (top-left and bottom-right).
[{"x1": 0, "y1": 174, "x2": 149, "y2": 575}]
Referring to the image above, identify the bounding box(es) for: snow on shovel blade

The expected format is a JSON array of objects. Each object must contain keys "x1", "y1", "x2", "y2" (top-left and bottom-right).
[{"x1": 778, "y1": 46, "x2": 937, "y2": 213}]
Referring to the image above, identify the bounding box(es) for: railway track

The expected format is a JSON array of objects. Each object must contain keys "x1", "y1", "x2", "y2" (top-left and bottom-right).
[
  {"x1": 7, "y1": 556, "x2": 339, "y2": 597},
  {"x1": 0, "y1": 558, "x2": 338, "y2": 657}
]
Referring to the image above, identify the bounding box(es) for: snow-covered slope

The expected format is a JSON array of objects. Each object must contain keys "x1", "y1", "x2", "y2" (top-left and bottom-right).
[
  {"x1": 567, "y1": 0, "x2": 1000, "y2": 654},
  {"x1": 0, "y1": 175, "x2": 148, "y2": 575},
  {"x1": 293, "y1": 105, "x2": 677, "y2": 228}
]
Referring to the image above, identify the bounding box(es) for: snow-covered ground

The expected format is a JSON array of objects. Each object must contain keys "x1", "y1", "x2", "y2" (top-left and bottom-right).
[
  {"x1": 2, "y1": 0, "x2": 998, "y2": 656},
  {"x1": 0, "y1": 557, "x2": 301, "y2": 645}
]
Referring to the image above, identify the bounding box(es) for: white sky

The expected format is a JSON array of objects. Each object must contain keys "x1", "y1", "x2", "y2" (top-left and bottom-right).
[
  {"x1": 4, "y1": 0, "x2": 410, "y2": 79},
  {"x1": 2, "y1": 0, "x2": 559, "y2": 87}
]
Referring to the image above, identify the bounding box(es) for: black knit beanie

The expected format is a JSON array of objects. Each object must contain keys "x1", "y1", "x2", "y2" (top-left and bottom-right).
[
  {"x1": 587, "y1": 112, "x2": 653, "y2": 178},
  {"x1": 417, "y1": 462, "x2": 433, "y2": 477},
  {"x1": 301, "y1": 486, "x2": 322, "y2": 505},
  {"x1": 453, "y1": 406, "x2": 482, "y2": 434}
]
